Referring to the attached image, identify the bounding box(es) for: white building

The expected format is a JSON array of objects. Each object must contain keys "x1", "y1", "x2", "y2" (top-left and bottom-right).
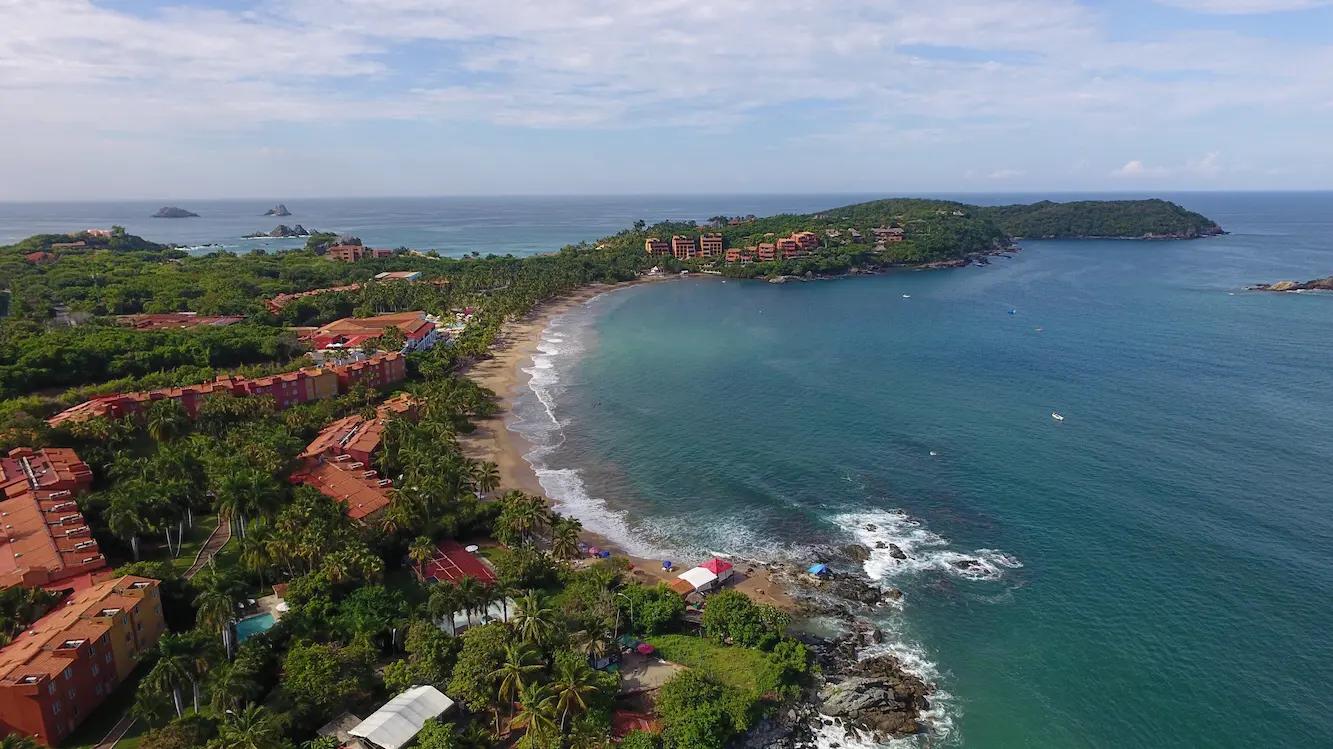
[{"x1": 348, "y1": 685, "x2": 454, "y2": 749}]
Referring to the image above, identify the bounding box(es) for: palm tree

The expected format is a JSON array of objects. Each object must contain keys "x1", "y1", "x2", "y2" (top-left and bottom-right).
[
  {"x1": 217, "y1": 704, "x2": 283, "y2": 749},
  {"x1": 209, "y1": 663, "x2": 259, "y2": 714},
  {"x1": 550, "y1": 518, "x2": 581, "y2": 560},
  {"x1": 409, "y1": 536, "x2": 435, "y2": 579},
  {"x1": 146, "y1": 400, "x2": 188, "y2": 443},
  {"x1": 572, "y1": 628, "x2": 611, "y2": 667},
  {"x1": 489, "y1": 642, "x2": 542, "y2": 724},
  {"x1": 144, "y1": 633, "x2": 201, "y2": 717},
  {"x1": 106, "y1": 493, "x2": 150, "y2": 560},
  {"x1": 549, "y1": 657, "x2": 599, "y2": 732},
  {"x1": 428, "y1": 584, "x2": 460, "y2": 635},
  {"x1": 509, "y1": 683, "x2": 558, "y2": 748},
  {"x1": 471, "y1": 461, "x2": 501, "y2": 496},
  {"x1": 237, "y1": 534, "x2": 273, "y2": 595},
  {"x1": 456, "y1": 577, "x2": 482, "y2": 627},
  {"x1": 513, "y1": 590, "x2": 556, "y2": 647},
  {"x1": 194, "y1": 587, "x2": 236, "y2": 653}
]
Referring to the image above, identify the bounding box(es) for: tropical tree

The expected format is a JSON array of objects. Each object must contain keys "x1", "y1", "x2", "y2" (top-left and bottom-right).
[
  {"x1": 550, "y1": 517, "x2": 581, "y2": 560},
  {"x1": 144, "y1": 633, "x2": 205, "y2": 717},
  {"x1": 513, "y1": 590, "x2": 556, "y2": 647},
  {"x1": 216, "y1": 704, "x2": 284, "y2": 749},
  {"x1": 549, "y1": 657, "x2": 599, "y2": 731},
  {"x1": 489, "y1": 642, "x2": 542, "y2": 723},
  {"x1": 509, "y1": 683, "x2": 558, "y2": 748},
  {"x1": 145, "y1": 399, "x2": 189, "y2": 443},
  {"x1": 471, "y1": 461, "x2": 501, "y2": 496},
  {"x1": 428, "y1": 584, "x2": 460, "y2": 636},
  {"x1": 409, "y1": 536, "x2": 435, "y2": 579},
  {"x1": 194, "y1": 587, "x2": 237, "y2": 653},
  {"x1": 0, "y1": 735, "x2": 40, "y2": 749},
  {"x1": 237, "y1": 533, "x2": 273, "y2": 595}
]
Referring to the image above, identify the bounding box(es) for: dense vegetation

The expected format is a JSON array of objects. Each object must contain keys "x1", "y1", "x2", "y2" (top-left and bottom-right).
[{"x1": 976, "y1": 198, "x2": 1222, "y2": 238}]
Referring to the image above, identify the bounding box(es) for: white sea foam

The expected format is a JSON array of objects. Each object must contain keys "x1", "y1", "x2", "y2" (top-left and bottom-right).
[{"x1": 833, "y1": 509, "x2": 1022, "y2": 583}]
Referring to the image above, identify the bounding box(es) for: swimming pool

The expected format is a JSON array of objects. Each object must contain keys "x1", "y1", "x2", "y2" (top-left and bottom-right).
[{"x1": 234, "y1": 612, "x2": 276, "y2": 642}]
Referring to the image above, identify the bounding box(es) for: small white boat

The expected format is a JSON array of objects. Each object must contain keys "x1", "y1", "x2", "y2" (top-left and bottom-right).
[
  {"x1": 1051, "y1": 412, "x2": 1065, "y2": 422},
  {"x1": 929, "y1": 450, "x2": 938, "y2": 457},
  {"x1": 902, "y1": 294, "x2": 911, "y2": 299}
]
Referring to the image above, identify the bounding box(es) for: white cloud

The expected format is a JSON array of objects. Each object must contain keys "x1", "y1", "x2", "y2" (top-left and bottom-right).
[
  {"x1": 1154, "y1": 0, "x2": 1333, "y2": 13},
  {"x1": 1111, "y1": 160, "x2": 1170, "y2": 178}
]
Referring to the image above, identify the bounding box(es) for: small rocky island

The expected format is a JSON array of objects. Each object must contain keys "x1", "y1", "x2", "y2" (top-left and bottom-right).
[
  {"x1": 244, "y1": 224, "x2": 312, "y2": 239},
  {"x1": 152, "y1": 206, "x2": 199, "y2": 218},
  {"x1": 263, "y1": 203, "x2": 292, "y2": 217},
  {"x1": 1252, "y1": 276, "x2": 1333, "y2": 293}
]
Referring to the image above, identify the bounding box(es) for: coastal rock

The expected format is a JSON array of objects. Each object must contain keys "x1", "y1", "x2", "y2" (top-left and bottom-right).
[
  {"x1": 264, "y1": 203, "x2": 292, "y2": 216},
  {"x1": 244, "y1": 224, "x2": 312, "y2": 239},
  {"x1": 842, "y1": 544, "x2": 871, "y2": 563},
  {"x1": 152, "y1": 206, "x2": 199, "y2": 218},
  {"x1": 1252, "y1": 276, "x2": 1333, "y2": 293},
  {"x1": 818, "y1": 654, "x2": 930, "y2": 740},
  {"x1": 888, "y1": 543, "x2": 907, "y2": 560}
]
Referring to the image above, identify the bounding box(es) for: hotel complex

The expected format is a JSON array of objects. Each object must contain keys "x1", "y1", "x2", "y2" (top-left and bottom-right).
[
  {"x1": 0, "y1": 576, "x2": 166, "y2": 745},
  {"x1": 0, "y1": 449, "x2": 103, "y2": 591},
  {"x1": 645, "y1": 229, "x2": 830, "y2": 262},
  {"x1": 47, "y1": 352, "x2": 407, "y2": 429}
]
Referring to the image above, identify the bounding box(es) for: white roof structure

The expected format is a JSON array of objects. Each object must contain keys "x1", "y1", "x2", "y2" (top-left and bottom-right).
[
  {"x1": 677, "y1": 566, "x2": 719, "y2": 591},
  {"x1": 348, "y1": 685, "x2": 454, "y2": 749}
]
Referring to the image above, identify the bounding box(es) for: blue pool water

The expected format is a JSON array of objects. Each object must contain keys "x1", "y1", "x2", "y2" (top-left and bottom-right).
[{"x1": 234, "y1": 612, "x2": 276, "y2": 642}]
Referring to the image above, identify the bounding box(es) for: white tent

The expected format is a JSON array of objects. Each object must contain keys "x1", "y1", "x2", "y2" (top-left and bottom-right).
[
  {"x1": 348, "y1": 685, "x2": 454, "y2": 749},
  {"x1": 677, "y1": 566, "x2": 719, "y2": 593}
]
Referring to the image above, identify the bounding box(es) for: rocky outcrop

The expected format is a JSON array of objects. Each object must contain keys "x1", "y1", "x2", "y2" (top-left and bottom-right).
[
  {"x1": 263, "y1": 203, "x2": 292, "y2": 216},
  {"x1": 819, "y1": 654, "x2": 931, "y2": 739},
  {"x1": 244, "y1": 224, "x2": 311, "y2": 238},
  {"x1": 152, "y1": 206, "x2": 199, "y2": 218},
  {"x1": 1252, "y1": 276, "x2": 1333, "y2": 293}
]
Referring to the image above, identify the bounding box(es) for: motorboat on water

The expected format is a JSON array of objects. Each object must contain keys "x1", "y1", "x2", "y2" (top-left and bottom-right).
[{"x1": 1051, "y1": 412, "x2": 1065, "y2": 421}]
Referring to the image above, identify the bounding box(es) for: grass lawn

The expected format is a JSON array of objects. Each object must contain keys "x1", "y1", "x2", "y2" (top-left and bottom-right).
[
  {"x1": 62, "y1": 662, "x2": 151, "y2": 749},
  {"x1": 646, "y1": 634, "x2": 785, "y2": 698}
]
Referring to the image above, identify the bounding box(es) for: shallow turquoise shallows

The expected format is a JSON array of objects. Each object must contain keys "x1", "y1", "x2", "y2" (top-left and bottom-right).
[{"x1": 509, "y1": 193, "x2": 1333, "y2": 747}]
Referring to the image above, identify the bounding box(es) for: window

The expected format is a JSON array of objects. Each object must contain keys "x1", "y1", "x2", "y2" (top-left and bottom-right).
[
  {"x1": 52, "y1": 700, "x2": 61, "y2": 715},
  {"x1": 62, "y1": 667, "x2": 73, "y2": 680},
  {"x1": 105, "y1": 652, "x2": 112, "y2": 664},
  {"x1": 91, "y1": 663, "x2": 99, "y2": 676},
  {"x1": 47, "y1": 682, "x2": 55, "y2": 695}
]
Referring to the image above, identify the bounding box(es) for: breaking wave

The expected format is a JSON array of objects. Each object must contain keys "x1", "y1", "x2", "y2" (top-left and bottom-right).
[{"x1": 833, "y1": 509, "x2": 1022, "y2": 583}]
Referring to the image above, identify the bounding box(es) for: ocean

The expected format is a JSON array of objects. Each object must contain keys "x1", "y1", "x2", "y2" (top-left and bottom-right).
[{"x1": 503, "y1": 192, "x2": 1333, "y2": 747}]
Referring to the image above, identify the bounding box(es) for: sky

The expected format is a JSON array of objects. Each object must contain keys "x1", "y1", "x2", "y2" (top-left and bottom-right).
[{"x1": 2, "y1": 0, "x2": 1332, "y2": 199}]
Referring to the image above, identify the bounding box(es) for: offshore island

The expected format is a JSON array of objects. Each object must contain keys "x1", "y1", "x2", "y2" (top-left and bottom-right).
[{"x1": 0, "y1": 198, "x2": 1221, "y2": 749}]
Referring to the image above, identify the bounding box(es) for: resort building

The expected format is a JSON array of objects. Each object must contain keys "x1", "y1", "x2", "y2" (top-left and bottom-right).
[
  {"x1": 643, "y1": 238, "x2": 671, "y2": 257},
  {"x1": 0, "y1": 449, "x2": 104, "y2": 591},
  {"x1": 46, "y1": 353, "x2": 406, "y2": 429},
  {"x1": 307, "y1": 312, "x2": 441, "y2": 355},
  {"x1": 873, "y1": 227, "x2": 905, "y2": 243},
  {"x1": 756, "y1": 243, "x2": 777, "y2": 261},
  {"x1": 328, "y1": 246, "x2": 395, "y2": 263},
  {"x1": 775, "y1": 237, "x2": 799, "y2": 256},
  {"x1": 0, "y1": 576, "x2": 165, "y2": 746},
  {"x1": 670, "y1": 235, "x2": 697, "y2": 260},
  {"x1": 699, "y1": 233, "x2": 724, "y2": 257},
  {"x1": 724, "y1": 249, "x2": 741, "y2": 263},
  {"x1": 115, "y1": 313, "x2": 243, "y2": 331},
  {"x1": 265, "y1": 284, "x2": 363, "y2": 314},
  {"x1": 294, "y1": 393, "x2": 415, "y2": 522},
  {"x1": 792, "y1": 231, "x2": 821, "y2": 251}
]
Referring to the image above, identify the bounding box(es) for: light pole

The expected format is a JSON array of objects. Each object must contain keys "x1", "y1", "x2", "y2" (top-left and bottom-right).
[{"x1": 612, "y1": 592, "x2": 633, "y2": 643}]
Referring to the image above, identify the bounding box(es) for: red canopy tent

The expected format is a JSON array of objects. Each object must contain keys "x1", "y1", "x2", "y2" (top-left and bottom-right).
[{"x1": 701, "y1": 557, "x2": 735, "y2": 583}]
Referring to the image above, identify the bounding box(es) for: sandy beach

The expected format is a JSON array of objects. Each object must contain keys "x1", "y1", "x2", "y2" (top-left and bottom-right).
[{"x1": 459, "y1": 278, "x2": 795, "y2": 610}]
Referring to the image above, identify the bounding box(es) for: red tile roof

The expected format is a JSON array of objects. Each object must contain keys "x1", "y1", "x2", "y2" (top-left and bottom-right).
[{"x1": 418, "y1": 539, "x2": 496, "y2": 584}]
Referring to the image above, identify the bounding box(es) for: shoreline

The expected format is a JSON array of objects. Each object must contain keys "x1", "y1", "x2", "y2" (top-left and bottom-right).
[{"x1": 458, "y1": 276, "x2": 796, "y2": 610}]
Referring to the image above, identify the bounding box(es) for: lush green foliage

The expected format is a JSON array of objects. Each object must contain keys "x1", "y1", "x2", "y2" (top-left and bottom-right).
[
  {"x1": 700, "y1": 589, "x2": 790, "y2": 650},
  {"x1": 976, "y1": 198, "x2": 1221, "y2": 238}
]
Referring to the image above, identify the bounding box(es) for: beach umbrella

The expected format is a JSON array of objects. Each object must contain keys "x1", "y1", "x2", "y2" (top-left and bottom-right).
[
  {"x1": 636, "y1": 643, "x2": 655, "y2": 656},
  {"x1": 588, "y1": 546, "x2": 602, "y2": 557},
  {"x1": 599, "y1": 550, "x2": 611, "y2": 558},
  {"x1": 465, "y1": 544, "x2": 479, "y2": 553},
  {"x1": 662, "y1": 560, "x2": 673, "y2": 571}
]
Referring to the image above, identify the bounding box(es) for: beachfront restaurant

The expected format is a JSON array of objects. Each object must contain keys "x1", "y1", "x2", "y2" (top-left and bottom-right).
[{"x1": 675, "y1": 566, "x2": 719, "y2": 594}]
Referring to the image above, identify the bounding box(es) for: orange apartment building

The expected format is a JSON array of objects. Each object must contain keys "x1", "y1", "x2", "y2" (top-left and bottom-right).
[
  {"x1": 0, "y1": 576, "x2": 165, "y2": 746},
  {"x1": 643, "y1": 238, "x2": 671, "y2": 257},
  {"x1": 775, "y1": 237, "x2": 800, "y2": 257},
  {"x1": 792, "y1": 231, "x2": 821, "y2": 251},
  {"x1": 756, "y1": 243, "x2": 777, "y2": 261},
  {"x1": 0, "y1": 449, "x2": 105, "y2": 592},
  {"x1": 698, "y1": 233, "x2": 724, "y2": 257},
  {"x1": 670, "y1": 235, "x2": 697, "y2": 260},
  {"x1": 327, "y1": 245, "x2": 395, "y2": 263},
  {"x1": 47, "y1": 353, "x2": 406, "y2": 429},
  {"x1": 293, "y1": 394, "x2": 415, "y2": 521}
]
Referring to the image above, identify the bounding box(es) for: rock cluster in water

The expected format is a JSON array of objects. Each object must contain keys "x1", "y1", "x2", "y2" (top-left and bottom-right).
[
  {"x1": 244, "y1": 224, "x2": 312, "y2": 238},
  {"x1": 264, "y1": 203, "x2": 292, "y2": 216},
  {"x1": 1252, "y1": 276, "x2": 1333, "y2": 293},
  {"x1": 152, "y1": 206, "x2": 199, "y2": 218}
]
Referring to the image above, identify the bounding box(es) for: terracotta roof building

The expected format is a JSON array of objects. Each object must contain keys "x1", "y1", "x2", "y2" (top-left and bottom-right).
[
  {"x1": 295, "y1": 394, "x2": 416, "y2": 518},
  {"x1": 264, "y1": 284, "x2": 363, "y2": 314},
  {"x1": 670, "y1": 235, "x2": 697, "y2": 260},
  {"x1": 0, "y1": 449, "x2": 104, "y2": 591},
  {"x1": 699, "y1": 233, "x2": 724, "y2": 257},
  {"x1": 0, "y1": 576, "x2": 165, "y2": 745},
  {"x1": 308, "y1": 312, "x2": 440, "y2": 354},
  {"x1": 115, "y1": 313, "x2": 243, "y2": 331},
  {"x1": 644, "y1": 238, "x2": 671, "y2": 257},
  {"x1": 46, "y1": 354, "x2": 405, "y2": 429},
  {"x1": 291, "y1": 460, "x2": 393, "y2": 522}
]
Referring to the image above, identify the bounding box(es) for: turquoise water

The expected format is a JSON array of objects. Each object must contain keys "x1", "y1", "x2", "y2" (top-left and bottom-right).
[
  {"x1": 511, "y1": 193, "x2": 1333, "y2": 746},
  {"x1": 234, "y1": 612, "x2": 276, "y2": 642}
]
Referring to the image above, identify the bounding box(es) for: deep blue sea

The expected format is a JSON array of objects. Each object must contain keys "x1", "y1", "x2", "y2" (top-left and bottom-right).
[
  {"x1": 4, "y1": 192, "x2": 1329, "y2": 746},
  {"x1": 500, "y1": 193, "x2": 1333, "y2": 747}
]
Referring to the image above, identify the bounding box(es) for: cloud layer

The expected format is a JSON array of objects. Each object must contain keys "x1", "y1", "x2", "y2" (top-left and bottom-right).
[{"x1": 1, "y1": 0, "x2": 1331, "y2": 197}]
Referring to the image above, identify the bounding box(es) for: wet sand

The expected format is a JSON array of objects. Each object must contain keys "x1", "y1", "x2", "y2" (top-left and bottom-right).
[{"x1": 459, "y1": 277, "x2": 795, "y2": 610}]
